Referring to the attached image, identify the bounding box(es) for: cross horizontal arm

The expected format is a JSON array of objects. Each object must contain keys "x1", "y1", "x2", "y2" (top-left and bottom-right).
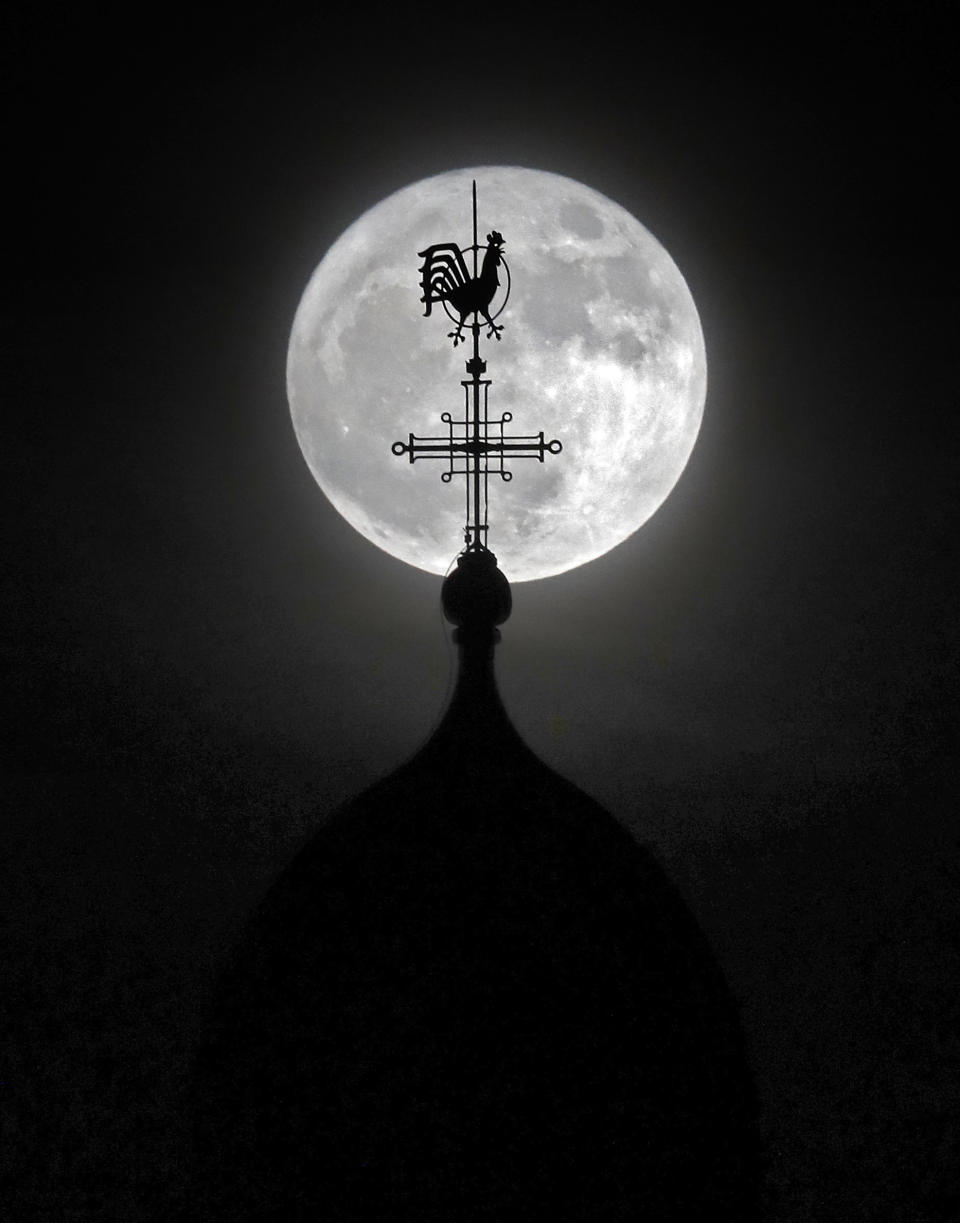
[{"x1": 391, "y1": 434, "x2": 562, "y2": 461}]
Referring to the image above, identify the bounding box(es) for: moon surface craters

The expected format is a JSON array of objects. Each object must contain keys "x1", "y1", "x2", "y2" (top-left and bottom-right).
[{"x1": 287, "y1": 166, "x2": 706, "y2": 582}]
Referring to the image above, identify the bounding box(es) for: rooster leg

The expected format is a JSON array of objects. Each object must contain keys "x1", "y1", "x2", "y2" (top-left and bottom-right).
[
  {"x1": 447, "y1": 316, "x2": 467, "y2": 347},
  {"x1": 481, "y1": 308, "x2": 503, "y2": 341}
]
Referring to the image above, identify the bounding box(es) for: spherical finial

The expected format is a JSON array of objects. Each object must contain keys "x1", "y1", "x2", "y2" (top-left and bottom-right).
[{"x1": 441, "y1": 550, "x2": 512, "y2": 631}]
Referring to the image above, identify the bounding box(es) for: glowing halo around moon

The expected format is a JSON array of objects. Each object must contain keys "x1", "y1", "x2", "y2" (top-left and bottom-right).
[{"x1": 287, "y1": 166, "x2": 706, "y2": 583}]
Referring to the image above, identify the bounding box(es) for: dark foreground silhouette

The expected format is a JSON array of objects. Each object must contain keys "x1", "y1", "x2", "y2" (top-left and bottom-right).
[{"x1": 188, "y1": 553, "x2": 761, "y2": 1221}]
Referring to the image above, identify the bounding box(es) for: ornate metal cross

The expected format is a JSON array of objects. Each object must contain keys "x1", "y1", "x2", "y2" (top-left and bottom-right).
[{"x1": 392, "y1": 181, "x2": 562, "y2": 554}]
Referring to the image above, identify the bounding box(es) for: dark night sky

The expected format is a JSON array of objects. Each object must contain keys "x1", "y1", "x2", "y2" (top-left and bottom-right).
[{"x1": 5, "y1": 6, "x2": 958, "y2": 1219}]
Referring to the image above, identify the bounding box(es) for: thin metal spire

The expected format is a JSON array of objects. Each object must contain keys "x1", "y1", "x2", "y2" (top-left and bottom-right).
[{"x1": 472, "y1": 179, "x2": 478, "y2": 281}]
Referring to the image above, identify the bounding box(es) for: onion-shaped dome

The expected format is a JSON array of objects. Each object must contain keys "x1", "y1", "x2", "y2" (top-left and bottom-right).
[{"x1": 189, "y1": 553, "x2": 760, "y2": 1221}]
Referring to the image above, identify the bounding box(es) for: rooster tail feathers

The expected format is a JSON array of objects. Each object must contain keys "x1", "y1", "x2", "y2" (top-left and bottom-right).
[{"x1": 418, "y1": 243, "x2": 471, "y2": 315}]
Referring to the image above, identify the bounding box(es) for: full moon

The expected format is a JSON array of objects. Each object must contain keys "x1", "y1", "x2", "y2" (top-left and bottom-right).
[{"x1": 287, "y1": 167, "x2": 706, "y2": 582}]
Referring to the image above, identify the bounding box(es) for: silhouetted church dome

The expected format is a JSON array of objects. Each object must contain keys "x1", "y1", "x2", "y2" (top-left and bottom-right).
[{"x1": 189, "y1": 553, "x2": 760, "y2": 1222}]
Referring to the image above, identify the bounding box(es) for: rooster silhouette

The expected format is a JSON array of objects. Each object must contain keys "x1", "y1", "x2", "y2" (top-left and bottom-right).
[{"x1": 418, "y1": 231, "x2": 506, "y2": 347}]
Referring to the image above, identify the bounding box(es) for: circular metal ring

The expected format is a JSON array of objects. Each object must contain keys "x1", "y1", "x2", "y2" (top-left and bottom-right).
[{"x1": 488, "y1": 255, "x2": 511, "y2": 321}]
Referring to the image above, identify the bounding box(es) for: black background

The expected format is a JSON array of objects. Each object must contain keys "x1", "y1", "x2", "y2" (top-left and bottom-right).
[{"x1": 5, "y1": 5, "x2": 958, "y2": 1219}]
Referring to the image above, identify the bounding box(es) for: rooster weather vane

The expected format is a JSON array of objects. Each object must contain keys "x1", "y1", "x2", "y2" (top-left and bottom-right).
[{"x1": 392, "y1": 181, "x2": 562, "y2": 555}]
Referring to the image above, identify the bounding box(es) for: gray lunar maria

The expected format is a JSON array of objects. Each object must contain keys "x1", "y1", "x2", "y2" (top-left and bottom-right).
[{"x1": 287, "y1": 166, "x2": 706, "y2": 582}]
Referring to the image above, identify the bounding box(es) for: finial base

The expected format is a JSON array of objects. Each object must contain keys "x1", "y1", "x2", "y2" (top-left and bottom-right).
[{"x1": 441, "y1": 549, "x2": 512, "y2": 632}]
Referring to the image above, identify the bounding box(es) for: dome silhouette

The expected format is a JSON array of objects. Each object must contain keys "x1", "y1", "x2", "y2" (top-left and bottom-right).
[{"x1": 188, "y1": 553, "x2": 760, "y2": 1221}]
